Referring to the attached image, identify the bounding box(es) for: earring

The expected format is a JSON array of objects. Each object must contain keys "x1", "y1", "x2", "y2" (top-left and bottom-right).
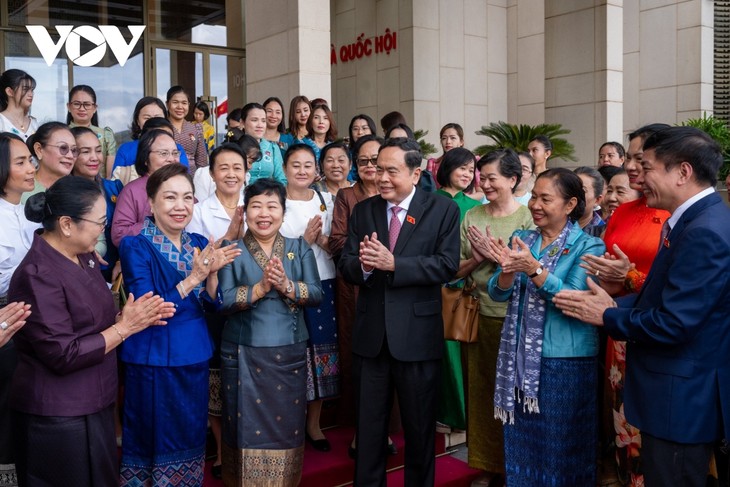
[{"x1": 64, "y1": 232, "x2": 70, "y2": 237}]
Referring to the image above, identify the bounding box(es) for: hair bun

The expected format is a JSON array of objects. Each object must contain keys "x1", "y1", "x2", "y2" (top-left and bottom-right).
[{"x1": 24, "y1": 191, "x2": 47, "y2": 223}]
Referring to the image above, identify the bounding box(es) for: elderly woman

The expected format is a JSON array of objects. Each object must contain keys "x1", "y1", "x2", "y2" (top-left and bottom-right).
[
  {"x1": 279, "y1": 144, "x2": 339, "y2": 452},
  {"x1": 112, "y1": 97, "x2": 190, "y2": 184},
  {"x1": 455, "y1": 149, "x2": 534, "y2": 486},
  {"x1": 0, "y1": 131, "x2": 38, "y2": 486},
  {"x1": 111, "y1": 129, "x2": 180, "y2": 247},
  {"x1": 329, "y1": 134, "x2": 381, "y2": 429},
  {"x1": 218, "y1": 178, "x2": 322, "y2": 486},
  {"x1": 118, "y1": 164, "x2": 240, "y2": 486},
  {"x1": 312, "y1": 141, "x2": 352, "y2": 196},
  {"x1": 574, "y1": 166, "x2": 606, "y2": 237},
  {"x1": 9, "y1": 176, "x2": 173, "y2": 486},
  {"x1": 486, "y1": 168, "x2": 605, "y2": 486},
  {"x1": 21, "y1": 122, "x2": 77, "y2": 203},
  {"x1": 187, "y1": 143, "x2": 246, "y2": 478}
]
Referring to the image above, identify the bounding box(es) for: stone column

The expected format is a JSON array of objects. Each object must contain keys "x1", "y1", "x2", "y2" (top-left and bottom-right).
[
  {"x1": 544, "y1": 1, "x2": 623, "y2": 167},
  {"x1": 244, "y1": 0, "x2": 331, "y2": 106}
]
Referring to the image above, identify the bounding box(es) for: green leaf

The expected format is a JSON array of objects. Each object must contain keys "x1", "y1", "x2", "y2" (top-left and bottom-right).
[{"x1": 473, "y1": 121, "x2": 577, "y2": 162}]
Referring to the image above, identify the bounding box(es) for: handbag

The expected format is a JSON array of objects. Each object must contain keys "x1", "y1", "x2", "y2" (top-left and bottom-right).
[
  {"x1": 111, "y1": 273, "x2": 127, "y2": 311},
  {"x1": 442, "y1": 278, "x2": 480, "y2": 343}
]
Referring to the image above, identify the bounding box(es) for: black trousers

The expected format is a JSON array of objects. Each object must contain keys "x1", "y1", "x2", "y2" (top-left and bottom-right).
[
  {"x1": 353, "y1": 339, "x2": 440, "y2": 487},
  {"x1": 642, "y1": 432, "x2": 713, "y2": 487},
  {"x1": 0, "y1": 341, "x2": 17, "y2": 465}
]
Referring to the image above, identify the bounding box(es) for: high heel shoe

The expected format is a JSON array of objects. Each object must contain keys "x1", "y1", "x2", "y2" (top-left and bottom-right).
[
  {"x1": 211, "y1": 464, "x2": 222, "y2": 479},
  {"x1": 305, "y1": 432, "x2": 331, "y2": 452}
]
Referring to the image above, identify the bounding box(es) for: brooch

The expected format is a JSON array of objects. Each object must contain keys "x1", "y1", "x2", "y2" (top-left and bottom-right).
[
  {"x1": 189, "y1": 134, "x2": 196, "y2": 141},
  {"x1": 663, "y1": 237, "x2": 670, "y2": 248},
  {"x1": 406, "y1": 215, "x2": 416, "y2": 224},
  {"x1": 320, "y1": 204, "x2": 326, "y2": 212},
  {"x1": 548, "y1": 246, "x2": 560, "y2": 257},
  {"x1": 88, "y1": 259, "x2": 95, "y2": 268},
  {"x1": 111, "y1": 195, "x2": 117, "y2": 203},
  {"x1": 287, "y1": 252, "x2": 295, "y2": 260},
  {"x1": 562, "y1": 248, "x2": 570, "y2": 255}
]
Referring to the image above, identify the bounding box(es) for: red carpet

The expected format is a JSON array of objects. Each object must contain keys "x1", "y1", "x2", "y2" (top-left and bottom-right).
[{"x1": 203, "y1": 426, "x2": 481, "y2": 486}]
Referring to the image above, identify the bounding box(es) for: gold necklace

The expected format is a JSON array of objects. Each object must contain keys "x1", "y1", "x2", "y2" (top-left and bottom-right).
[
  {"x1": 216, "y1": 192, "x2": 238, "y2": 209},
  {"x1": 5, "y1": 112, "x2": 26, "y2": 131}
]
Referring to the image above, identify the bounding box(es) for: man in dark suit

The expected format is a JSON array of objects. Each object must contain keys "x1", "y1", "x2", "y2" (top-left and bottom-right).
[
  {"x1": 339, "y1": 137, "x2": 460, "y2": 486},
  {"x1": 554, "y1": 126, "x2": 730, "y2": 487}
]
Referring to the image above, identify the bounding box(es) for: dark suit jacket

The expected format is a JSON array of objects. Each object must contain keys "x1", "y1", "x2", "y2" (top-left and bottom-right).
[
  {"x1": 338, "y1": 187, "x2": 460, "y2": 362},
  {"x1": 604, "y1": 191, "x2": 730, "y2": 443}
]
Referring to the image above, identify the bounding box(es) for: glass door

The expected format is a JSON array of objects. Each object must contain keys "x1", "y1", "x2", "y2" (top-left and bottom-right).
[{"x1": 152, "y1": 44, "x2": 244, "y2": 147}]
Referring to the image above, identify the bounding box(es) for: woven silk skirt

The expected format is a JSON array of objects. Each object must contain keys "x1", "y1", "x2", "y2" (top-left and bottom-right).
[
  {"x1": 303, "y1": 279, "x2": 339, "y2": 401},
  {"x1": 220, "y1": 340, "x2": 307, "y2": 487},
  {"x1": 119, "y1": 362, "x2": 209, "y2": 487},
  {"x1": 503, "y1": 356, "x2": 598, "y2": 487}
]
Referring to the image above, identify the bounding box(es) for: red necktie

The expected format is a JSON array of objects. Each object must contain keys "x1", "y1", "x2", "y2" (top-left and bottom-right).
[{"x1": 389, "y1": 206, "x2": 403, "y2": 252}]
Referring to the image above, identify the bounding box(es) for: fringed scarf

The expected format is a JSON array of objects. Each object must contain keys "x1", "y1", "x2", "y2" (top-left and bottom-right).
[
  {"x1": 141, "y1": 217, "x2": 203, "y2": 298},
  {"x1": 494, "y1": 222, "x2": 574, "y2": 425}
]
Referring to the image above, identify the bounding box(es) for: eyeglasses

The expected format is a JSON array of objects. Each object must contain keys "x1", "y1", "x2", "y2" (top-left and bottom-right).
[
  {"x1": 45, "y1": 144, "x2": 79, "y2": 157},
  {"x1": 522, "y1": 166, "x2": 533, "y2": 175},
  {"x1": 70, "y1": 101, "x2": 96, "y2": 110},
  {"x1": 151, "y1": 149, "x2": 181, "y2": 159},
  {"x1": 356, "y1": 156, "x2": 378, "y2": 167},
  {"x1": 75, "y1": 217, "x2": 107, "y2": 229}
]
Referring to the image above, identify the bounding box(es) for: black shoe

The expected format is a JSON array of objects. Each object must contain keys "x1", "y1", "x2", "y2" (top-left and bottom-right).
[
  {"x1": 387, "y1": 441, "x2": 398, "y2": 456},
  {"x1": 348, "y1": 445, "x2": 356, "y2": 459},
  {"x1": 211, "y1": 464, "x2": 222, "y2": 479},
  {"x1": 305, "y1": 432, "x2": 331, "y2": 452}
]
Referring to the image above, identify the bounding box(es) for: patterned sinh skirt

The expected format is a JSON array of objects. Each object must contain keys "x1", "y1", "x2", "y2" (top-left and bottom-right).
[
  {"x1": 119, "y1": 362, "x2": 209, "y2": 487},
  {"x1": 303, "y1": 279, "x2": 339, "y2": 401},
  {"x1": 220, "y1": 341, "x2": 307, "y2": 487},
  {"x1": 503, "y1": 356, "x2": 598, "y2": 487}
]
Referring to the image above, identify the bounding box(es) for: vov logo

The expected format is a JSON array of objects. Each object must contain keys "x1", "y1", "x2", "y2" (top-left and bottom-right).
[{"x1": 26, "y1": 25, "x2": 145, "y2": 67}]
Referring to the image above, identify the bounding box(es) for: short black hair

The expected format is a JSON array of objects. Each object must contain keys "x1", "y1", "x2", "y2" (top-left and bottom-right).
[
  {"x1": 146, "y1": 163, "x2": 193, "y2": 200},
  {"x1": 597, "y1": 165, "x2": 623, "y2": 185},
  {"x1": 25, "y1": 176, "x2": 101, "y2": 232},
  {"x1": 319, "y1": 141, "x2": 351, "y2": 175},
  {"x1": 380, "y1": 111, "x2": 407, "y2": 133},
  {"x1": 66, "y1": 85, "x2": 99, "y2": 126},
  {"x1": 283, "y1": 143, "x2": 317, "y2": 167},
  {"x1": 435, "y1": 147, "x2": 476, "y2": 193},
  {"x1": 166, "y1": 85, "x2": 188, "y2": 103},
  {"x1": 536, "y1": 168, "x2": 586, "y2": 221},
  {"x1": 384, "y1": 123, "x2": 415, "y2": 141},
  {"x1": 135, "y1": 129, "x2": 176, "y2": 177},
  {"x1": 209, "y1": 143, "x2": 245, "y2": 172},
  {"x1": 27, "y1": 122, "x2": 71, "y2": 159},
  {"x1": 574, "y1": 166, "x2": 605, "y2": 198},
  {"x1": 379, "y1": 137, "x2": 422, "y2": 171},
  {"x1": 477, "y1": 149, "x2": 522, "y2": 193},
  {"x1": 130, "y1": 97, "x2": 167, "y2": 139},
  {"x1": 0, "y1": 132, "x2": 26, "y2": 197},
  {"x1": 628, "y1": 123, "x2": 671, "y2": 144},
  {"x1": 599, "y1": 141, "x2": 625, "y2": 159},
  {"x1": 244, "y1": 178, "x2": 286, "y2": 213},
  {"x1": 642, "y1": 126, "x2": 722, "y2": 187},
  {"x1": 194, "y1": 101, "x2": 210, "y2": 120}
]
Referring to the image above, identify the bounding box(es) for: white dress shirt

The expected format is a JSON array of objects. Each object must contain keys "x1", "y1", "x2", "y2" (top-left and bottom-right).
[
  {"x1": 187, "y1": 192, "x2": 244, "y2": 241},
  {"x1": 0, "y1": 197, "x2": 41, "y2": 296}
]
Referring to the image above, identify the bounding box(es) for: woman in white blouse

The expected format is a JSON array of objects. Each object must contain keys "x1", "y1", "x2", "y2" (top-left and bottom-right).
[
  {"x1": 0, "y1": 70, "x2": 39, "y2": 142},
  {"x1": 186, "y1": 142, "x2": 245, "y2": 478},
  {"x1": 0, "y1": 132, "x2": 40, "y2": 486},
  {"x1": 279, "y1": 143, "x2": 339, "y2": 452}
]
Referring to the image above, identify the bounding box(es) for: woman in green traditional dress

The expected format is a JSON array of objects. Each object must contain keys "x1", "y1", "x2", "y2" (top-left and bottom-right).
[{"x1": 434, "y1": 147, "x2": 480, "y2": 432}]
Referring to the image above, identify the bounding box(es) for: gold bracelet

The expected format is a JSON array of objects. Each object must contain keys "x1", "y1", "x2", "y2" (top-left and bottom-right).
[
  {"x1": 254, "y1": 283, "x2": 265, "y2": 299},
  {"x1": 111, "y1": 324, "x2": 126, "y2": 342}
]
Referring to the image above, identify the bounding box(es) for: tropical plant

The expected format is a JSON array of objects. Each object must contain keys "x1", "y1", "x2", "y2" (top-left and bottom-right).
[
  {"x1": 414, "y1": 129, "x2": 438, "y2": 159},
  {"x1": 679, "y1": 112, "x2": 730, "y2": 179},
  {"x1": 473, "y1": 121, "x2": 577, "y2": 162}
]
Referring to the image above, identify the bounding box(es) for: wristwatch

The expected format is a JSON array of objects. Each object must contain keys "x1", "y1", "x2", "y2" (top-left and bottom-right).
[{"x1": 528, "y1": 265, "x2": 544, "y2": 278}]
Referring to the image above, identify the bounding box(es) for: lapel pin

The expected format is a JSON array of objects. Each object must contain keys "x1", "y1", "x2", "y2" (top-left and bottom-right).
[
  {"x1": 287, "y1": 252, "x2": 295, "y2": 260},
  {"x1": 406, "y1": 215, "x2": 415, "y2": 224},
  {"x1": 663, "y1": 238, "x2": 670, "y2": 248},
  {"x1": 88, "y1": 259, "x2": 95, "y2": 268}
]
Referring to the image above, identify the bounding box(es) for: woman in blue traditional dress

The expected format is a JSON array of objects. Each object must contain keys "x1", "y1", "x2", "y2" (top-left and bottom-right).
[
  {"x1": 218, "y1": 178, "x2": 322, "y2": 486},
  {"x1": 240, "y1": 102, "x2": 287, "y2": 185},
  {"x1": 279, "y1": 144, "x2": 339, "y2": 452},
  {"x1": 118, "y1": 164, "x2": 240, "y2": 486},
  {"x1": 487, "y1": 168, "x2": 605, "y2": 486}
]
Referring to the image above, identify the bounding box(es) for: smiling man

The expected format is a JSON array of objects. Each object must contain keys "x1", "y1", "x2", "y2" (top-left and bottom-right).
[
  {"x1": 339, "y1": 137, "x2": 460, "y2": 487},
  {"x1": 554, "y1": 126, "x2": 730, "y2": 487}
]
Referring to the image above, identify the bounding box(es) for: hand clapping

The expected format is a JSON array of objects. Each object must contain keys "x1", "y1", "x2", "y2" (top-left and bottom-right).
[
  {"x1": 359, "y1": 232, "x2": 395, "y2": 272},
  {"x1": 192, "y1": 238, "x2": 242, "y2": 281},
  {"x1": 498, "y1": 236, "x2": 539, "y2": 275},
  {"x1": 0, "y1": 302, "x2": 32, "y2": 348},
  {"x1": 263, "y1": 256, "x2": 290, "y2": 294},
  {"x1": 303, "y1": 215, "x2": 323, "y2": 246},
  {"x1": 117, "y1": 291, "x2": 176, "y2": 335}
]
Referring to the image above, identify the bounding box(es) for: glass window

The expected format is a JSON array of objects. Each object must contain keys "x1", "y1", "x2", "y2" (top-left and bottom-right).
[
  {"x1": 8, "y1": 0, "x2": 143, "y2": 27},
  {"x1": 147, "y1": 0, "x2": 227, "y2": 47}
]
